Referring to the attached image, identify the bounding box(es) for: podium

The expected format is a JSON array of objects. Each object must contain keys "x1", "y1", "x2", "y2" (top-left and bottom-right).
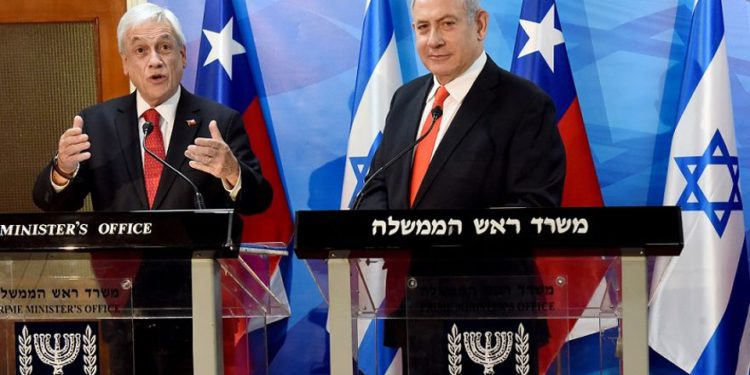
[
  {"x1": 0, "y1": 210, "x2": 289, "y2": 375},
  {"x1": 295, "y1": 207, "x2": 683, "y2": 375}
]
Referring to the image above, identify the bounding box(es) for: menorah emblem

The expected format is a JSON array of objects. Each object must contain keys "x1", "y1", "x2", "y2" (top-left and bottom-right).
[
  {"x1": 32, "y1": 332, "x2": 81, "y2": 375},
  {"x1": 17, "y1": 324, "x2": 98, "y2": 375},
  {"x1": 448, "y1": 323, "x2": 530, "y2": 375},
  {"x1": 462, "y1": 330, "x2": 512, "y2": 374}
]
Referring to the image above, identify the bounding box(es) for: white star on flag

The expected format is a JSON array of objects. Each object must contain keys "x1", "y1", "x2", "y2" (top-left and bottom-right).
[
  {"x1": 202, "y1": 17, "x2": 246, "y2": 79},
  {"x1": 517, "y1": 4, "x2": 564, "y2": 72}
]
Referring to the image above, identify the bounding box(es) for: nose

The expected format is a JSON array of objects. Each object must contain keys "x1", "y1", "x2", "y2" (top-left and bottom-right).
[
  {"x1": 147, "y1": 49, "x2": 164, "y2": 68},
  {"x1": 427, "y1": 28, "x2": 444, "y2": 48}
]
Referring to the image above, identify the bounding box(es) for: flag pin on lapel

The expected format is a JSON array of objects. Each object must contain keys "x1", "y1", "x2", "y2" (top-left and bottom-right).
[{"x1": 186, "y1": 118, "x2": 197, "y2": 127}]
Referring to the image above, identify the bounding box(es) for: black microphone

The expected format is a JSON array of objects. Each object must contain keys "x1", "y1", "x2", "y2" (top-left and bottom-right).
[
  {"x1": 351, "y1": 106, "x2": 443, "y2": 210},
  {"x1": 142, "y1": 122, "x2": 206, "y2": 210}
]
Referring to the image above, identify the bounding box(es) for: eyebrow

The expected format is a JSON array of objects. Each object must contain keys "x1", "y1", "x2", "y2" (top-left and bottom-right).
[
  {"x1": 415, "y1": 14, "x2": 459, "y2": 24},
  {"x1": 130, "y1": 33, "x2": 174, "y2": 43}
]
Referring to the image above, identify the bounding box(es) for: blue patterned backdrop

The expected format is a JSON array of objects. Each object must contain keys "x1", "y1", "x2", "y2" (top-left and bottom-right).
[
  {"x1": 156, "y1": 0, "x2": 750, "y2": 214},
  {"x1": 152, "y1": 0, "x2": 750, "y2": 373}
]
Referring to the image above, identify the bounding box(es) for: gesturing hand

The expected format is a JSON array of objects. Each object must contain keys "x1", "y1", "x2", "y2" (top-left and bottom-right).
[
  {"x1": 54, "y1": 116, "x2": 91, "y2": 182},
  {"x1": 185, "y1": 120, "x2": 240, "y2": 187}
]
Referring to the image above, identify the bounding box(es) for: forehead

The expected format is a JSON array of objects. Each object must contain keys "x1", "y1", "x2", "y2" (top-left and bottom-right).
[
  {"x1": 412, "y1": 0, "x2": 466, "y2": 21},
  {"x1": 125, "y1": 21, "x2": 176, "y2": 45}
]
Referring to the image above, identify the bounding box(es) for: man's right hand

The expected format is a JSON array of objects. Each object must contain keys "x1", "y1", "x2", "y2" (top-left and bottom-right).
[{"x1": 52, "y1": 115, "x2": 91, "y2": 184}]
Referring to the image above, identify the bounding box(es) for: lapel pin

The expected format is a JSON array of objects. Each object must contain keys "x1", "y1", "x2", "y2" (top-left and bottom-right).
[{"x1": 186, "y1": 118, "x2": 197, "y2": 127}]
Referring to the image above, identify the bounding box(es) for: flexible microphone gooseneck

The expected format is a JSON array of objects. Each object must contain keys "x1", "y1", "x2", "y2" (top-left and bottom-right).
[
  {"x1": 351, "y1": 106, "x2": 443, "y2": 210},
  {"x1": 142, "y1": 122, "x2": 206, "y2": 210}
]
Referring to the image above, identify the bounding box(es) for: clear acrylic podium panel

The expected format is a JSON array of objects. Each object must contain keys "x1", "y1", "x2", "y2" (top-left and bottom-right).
[
  {"x1": 0, "y1": 243, "x2": 289, "y2": 375},
  {"x1": 307, "y1": 255, "x2": 623, "y2": 375}
]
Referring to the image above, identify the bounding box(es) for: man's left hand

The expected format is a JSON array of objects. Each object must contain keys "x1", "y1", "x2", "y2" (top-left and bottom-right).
[{"x1": 185, "y1": 120, "x2": 240, "y2": 187}]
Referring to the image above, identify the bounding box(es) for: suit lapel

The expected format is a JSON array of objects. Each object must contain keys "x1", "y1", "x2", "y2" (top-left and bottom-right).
[
  {"x1": 395, "y1": 78, "x2": 433, "y2": 209},
  {"x1": 412, "y1": 58, "x2": 501, "y2": 207},
  {"x1": 152, "y1": 88, "x2": 202, "y2": 209},
  {"x1": 114, "y1": 93, "x2": 149, "y2": 209}
]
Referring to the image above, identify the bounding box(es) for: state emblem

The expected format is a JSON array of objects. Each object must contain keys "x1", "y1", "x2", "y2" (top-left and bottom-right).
[{"x1": 15, "y1": 322, "x2": 99, "y2": 375}]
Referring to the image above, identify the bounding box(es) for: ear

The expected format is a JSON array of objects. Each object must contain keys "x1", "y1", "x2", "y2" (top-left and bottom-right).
[
  {"x1": 475, "y1": 9, "x2": 489, "y2": 41},
  {"x1": 180, "y1": 46, "x2": 187, "y2": 68},
  {"x1": 121, "y1": 53, "x2": 129, "y2": 76}
]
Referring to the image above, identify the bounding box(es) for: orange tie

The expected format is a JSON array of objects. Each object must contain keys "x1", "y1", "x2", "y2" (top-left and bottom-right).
[
  {"x1": 143, "y1": 108, "x2": 165, "y2": 209},
  {"x1": 410, "y1": 86, "x2": 449, "y2": 206}
]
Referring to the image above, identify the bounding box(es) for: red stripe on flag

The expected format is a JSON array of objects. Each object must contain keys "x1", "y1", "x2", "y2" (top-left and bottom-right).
[
  {"x1": 241, "y1": 98, "x2": 294, "y2": 244},
  {"x1": 558, "y1": 98, "x2": 603, "y2": 206},
  {"x1": 221, "y1": 98, "x2": 291, "y2": 375},
  {"x1": 536, "y1": 98, "x2": 610, "y2": 373}
]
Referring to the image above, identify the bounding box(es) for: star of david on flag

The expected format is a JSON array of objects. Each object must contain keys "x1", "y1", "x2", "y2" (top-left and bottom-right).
[
  {"x1": 340, "y1": 1, "x2": 406, "y2": 374},
  {"x1": 649, "y1": 0, "x2": 750, "y2": 373},
  {"x1": 674, "y1": 129, "x2": 742, "y2": 237},
  {"x1": 346, "y1": 132, "x2": 382, "y2": 209},
  {"x1": 340, "y1": 0, "x2": 403, "y2": 210}
]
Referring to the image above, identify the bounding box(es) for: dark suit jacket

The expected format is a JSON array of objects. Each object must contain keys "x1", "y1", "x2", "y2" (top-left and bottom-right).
[
  {"x1": 359, "y1": 58, "x2": 563, "y2": 357},
  {"x1": 358, "y1": 56, "x2": 565, "y2": 210},
  {"x1": 32, "y1": 87, "x2": 272, "y2": 214},
  {"x1": 31, "y1": 87, "x2": 273, "y2": 373}
]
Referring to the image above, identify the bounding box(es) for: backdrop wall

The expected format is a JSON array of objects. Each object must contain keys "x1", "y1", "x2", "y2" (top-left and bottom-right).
[{"x1": 151, "y1": 0, "x2": 750, "y2": 373}]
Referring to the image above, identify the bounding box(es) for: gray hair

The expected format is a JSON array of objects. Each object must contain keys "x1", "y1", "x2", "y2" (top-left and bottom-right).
[
  {"x1": 117, "y1": 3, "x2": 186, "y2": 53},
  {"x1": 411, "y1": 0, "x2": 481, "y2": 19}
]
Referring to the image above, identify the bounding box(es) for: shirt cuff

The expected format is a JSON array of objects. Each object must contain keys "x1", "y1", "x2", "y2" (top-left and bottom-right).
[
  {"x1": 222, "y1": 167, "x2": 242, "y2": 201},
  {"x1": 50, "y1": 164, "x2": 79, "y2": 192}
]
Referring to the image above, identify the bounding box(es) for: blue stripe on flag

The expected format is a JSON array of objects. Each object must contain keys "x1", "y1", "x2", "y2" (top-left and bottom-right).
[
  {"x1": 510, "y1": 0, "x2": 576, "y2": 123},
  {"x1": 352, "y1": 0, "x2": 395, "y2": 118},
  {"x1": 346, "y1": 132, "x2": 383, "y2": 209},
  {"x1": 650, "y1": 1, "x2": 750, "y2": 374},
  {"x1": 691, "y1": 242, "x2": 750, "y2": 374},
  {"x1": 676, "y1": 0, "x2": 725, "y2": 120},
  {"x1": 358, "y1": 320, "x2": 399, "y2": 375}
]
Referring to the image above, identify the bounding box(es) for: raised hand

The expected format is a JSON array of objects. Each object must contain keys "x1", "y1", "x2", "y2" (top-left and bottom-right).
[
  {"x1": 185, "y1": 120, "x2": 240, "y2": 187},
  {"x1": 54, "y1": 116, "x2": 91, "y2": 183}
]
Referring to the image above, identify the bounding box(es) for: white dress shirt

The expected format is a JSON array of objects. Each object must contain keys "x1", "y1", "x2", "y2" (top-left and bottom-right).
[
  {"x1": 415, "y1": 52, "x2": 488, "y2": 158},
  {"x1": 136, "y1": 89, "x2": 180, "y2": 161}
]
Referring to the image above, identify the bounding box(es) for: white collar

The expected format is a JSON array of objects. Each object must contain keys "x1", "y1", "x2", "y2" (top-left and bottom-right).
[
  {"x1": 428, "y1": 52, "x2": 487, "y2": 103},
  {"x1": 136, "y1": 88, "x2": 181, "y2": 120}
]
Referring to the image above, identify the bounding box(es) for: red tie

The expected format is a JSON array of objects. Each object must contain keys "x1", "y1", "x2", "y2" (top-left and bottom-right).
[
  {"x1": 410, "y1": 86, "x2": 449, "y2": 206},
  {"x1": 143, "y1": 108, "x2": 165, "y2": 209}
]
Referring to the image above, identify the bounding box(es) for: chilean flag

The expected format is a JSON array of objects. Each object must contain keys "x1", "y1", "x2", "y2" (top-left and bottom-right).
[
  {"x1": 511, "y1": 0, "x2": 609, "y2": 372},
  {"x1": 195, "y1": 0, "x2": 293, "y2": 373},
  {"x1": 195, "y1": 0, "x2": 293, "y2": 245}
]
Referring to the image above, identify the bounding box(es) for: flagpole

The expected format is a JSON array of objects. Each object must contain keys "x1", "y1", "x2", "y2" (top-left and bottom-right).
[
  {"x1": 621, "y1": 249, "x2": 650, "y2": 375},
  {"x1": 329, "y1": 257, "x2": 355, "y2": 375}
]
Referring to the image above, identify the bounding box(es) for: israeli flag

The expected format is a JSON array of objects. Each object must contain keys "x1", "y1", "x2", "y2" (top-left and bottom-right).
[
  {"x1": 340, "y1": 1, "x2": 404, "y2": 374},
  {"x1": 341, "y1": 0, "x2": 402, "y2": 210},
  {"x1": 649, "y1": 0, "x2": 750, "y2": 374}
]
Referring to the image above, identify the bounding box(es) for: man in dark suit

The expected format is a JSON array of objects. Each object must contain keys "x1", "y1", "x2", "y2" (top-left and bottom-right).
[
  {"x1": 33, "y1": 86, "x2": 272, "y2": 213},
  {"x1": 358, "y1": 0, "x2": 564, "y2": 210},
  {"x1": 31, "y1": 4, "x2": 271, "y2": 373},
  {"x1": 33, "y1": 6, "x2": 271, "y2": 214},
  {"x1": 357, "y1": 0, "x2": 565, "y2": 373}
]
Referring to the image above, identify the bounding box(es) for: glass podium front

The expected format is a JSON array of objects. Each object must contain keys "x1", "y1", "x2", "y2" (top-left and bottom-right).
[
  {"x1": 0, "y1": 210, "x2": 289, "y2": 375},
  {"x1": 295, "y1": 207, "x2": 683, "y2": 375}
]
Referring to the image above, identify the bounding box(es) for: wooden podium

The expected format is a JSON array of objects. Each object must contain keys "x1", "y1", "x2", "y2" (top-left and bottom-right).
[
  {"x1": 295, "y1": 207, "x2": 683, "y2": 375},
  {"x1": 0, "y1": 210, "x2": 289, "y2": 375}
]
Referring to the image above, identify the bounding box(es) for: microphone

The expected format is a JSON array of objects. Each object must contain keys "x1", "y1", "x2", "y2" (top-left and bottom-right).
[
  {"x1": 142, "y1": 122, "x2": 206, "y2": 210},
  {"x1": 351, "y1": 106, "x2": 443, "y2": 210}
]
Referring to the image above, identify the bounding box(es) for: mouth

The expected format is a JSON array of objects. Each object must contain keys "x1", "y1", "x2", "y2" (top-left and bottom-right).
[
  {"x1": 148, "y1": 74, "x2": 167, "y2": 83},
  {"x1": 428, "y1": 54, "x2": 450, "y2": 61}
]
